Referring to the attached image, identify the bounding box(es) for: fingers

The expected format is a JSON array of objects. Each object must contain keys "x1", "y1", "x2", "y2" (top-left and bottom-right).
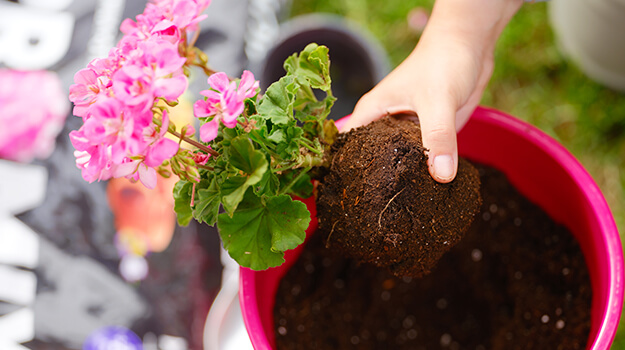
[
  {"x1": 341, "y1": 94, "x2": 383, "y2": 132},
  {"x1": 417, "y1": 98, "x2": 459, "y2": 183},
  {"x1": 342, "y1": 75, "x2": 414, "y2": 132}
]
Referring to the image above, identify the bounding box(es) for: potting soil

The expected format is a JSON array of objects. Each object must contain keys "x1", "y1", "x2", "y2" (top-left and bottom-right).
[
  {"x1": 274, "y1": 164, "x2": 592, "y2": 350},
  {"x1": 317, "y1": 117, "x2": 482, "y2": 277}
]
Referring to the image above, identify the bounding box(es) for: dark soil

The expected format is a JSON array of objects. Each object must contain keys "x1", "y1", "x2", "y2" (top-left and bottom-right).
[
  {"x1": 274, "y1": 165, "x2": 592, "y2": 350},
  {"x1": 317, "y1": 117, "x2": 482, "y2": 277}
]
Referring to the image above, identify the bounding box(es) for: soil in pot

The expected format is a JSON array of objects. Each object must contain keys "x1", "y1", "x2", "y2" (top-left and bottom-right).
[
  {"x1": 316, "y1": 117, "x2": 482, "y2": 277},
  {"x1": 274, "y1": 164, "x2": 592, "y2": 350}
]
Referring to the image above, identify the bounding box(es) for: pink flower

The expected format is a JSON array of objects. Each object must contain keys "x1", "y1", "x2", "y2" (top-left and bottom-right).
[
  {"x1": 115, "y1": 159, "x2": 159, "y2": 189},
  {"x1": 151, "y1": 0, "x2": 210, "y2": 32},
  {"x1": 193, "y1": 70, "x2": 259, "y2": 142},
  {"x1": 238, "y1": 70, "x2": 260, "y2": 100},
  {"x1": 82, "y1": 97, "x2": 146, "y2": 164},
  {"x1": 112, "y1": 40, "x2": 187, "y2": 112},
  {"x1": 69, "y1": 55, "x2": 119, "y2": 118},
  {"x1": 121, "y1": 0, "x2": 210, "y2": 45},
  {"x1": 193, "y1": 151, "x2": 210, "y2": 165},
  {"x1": 0, "y1": 69, "x2": 69, "y2": 163},
  {"x1": 142, "y1": 111, "x2": 179, "y2": 168},
  {"x1": 111, "y1": 66, "x2": 155, "y2": 112},
  {"x1": 69, "y1": 68, "x2": 104, "y2": 117}
]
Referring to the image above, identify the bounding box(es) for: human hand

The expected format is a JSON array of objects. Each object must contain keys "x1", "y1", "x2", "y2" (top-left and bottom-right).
[{"x1": 343, "y1": 0, "x2": 523, "y2": 183}]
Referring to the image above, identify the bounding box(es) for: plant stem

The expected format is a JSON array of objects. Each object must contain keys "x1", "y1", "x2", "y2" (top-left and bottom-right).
[
  {"x1": 188, "y1": 29, "x2": 200, "y2": 48},
  {"x1": 192, "y1": 62, "x2": 217, "y2": 77},
  {"x1": 300, "y1": 140, "x2": 323, "y2": 155},
  {"x1": 279, "y1": 166, "x2": 312, "y2": 195},
  {"x1": 169, "y1": 130, "x2": 219, "y2": 157},
  {"x1": 272, "y1": 163, "x2": 297, "y2": 173},
  {"x1": 198, "y1": 164, "x2": 214, "y2": 171},
  {"x1": 297, "y1": 152, "x2": 327, "y2": 168}
]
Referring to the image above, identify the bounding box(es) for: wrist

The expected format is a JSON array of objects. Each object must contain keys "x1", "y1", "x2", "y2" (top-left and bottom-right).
[{"x1": 425, "y1": 0, "x2": 523, "y2": 52}]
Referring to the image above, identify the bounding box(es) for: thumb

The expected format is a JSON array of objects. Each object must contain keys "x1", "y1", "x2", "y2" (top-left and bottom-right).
[{"x1": 418, "y1": 101, "x2": 458, "y2": 183}]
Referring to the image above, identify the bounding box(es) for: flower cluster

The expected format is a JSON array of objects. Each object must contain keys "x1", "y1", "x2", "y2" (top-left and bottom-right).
[
  {"x1": 0, "y1": 69, "x2": 68, "y2": 163},
  {"x1": 68, "y1": 0, "x2": 212, "y2": 188},
  {"x1": 70, "y1": 0, "x2": 338, "y2": 271}
]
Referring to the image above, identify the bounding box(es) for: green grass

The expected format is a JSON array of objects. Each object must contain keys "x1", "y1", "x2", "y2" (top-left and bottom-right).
[{"x1": 290, "y1": 0, "x2": 625, "y2": 347}]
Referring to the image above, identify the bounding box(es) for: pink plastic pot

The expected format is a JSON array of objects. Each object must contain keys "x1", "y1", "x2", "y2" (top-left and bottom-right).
[{"x1": 240, "y1": 106, "x2": 624, "y2": 350}]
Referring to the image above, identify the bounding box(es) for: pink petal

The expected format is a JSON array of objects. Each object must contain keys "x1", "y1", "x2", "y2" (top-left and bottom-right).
[
  {"x1": 69, "y1": 130, "x2": 91, "y2": 151},
  {"x1": 221, "y1": 115, "x2": 239, "y2": 129},
  {"x1": 207, "y1": 72, "x2": 229, "y2": 92},
  {"x1": 199, "y1": 89, "x2": 221, "y2": 102},
  {"x1": 72, "y1": 104, "x2": 90, "y2": 118},
  {"x1": 193, "y1": 99, "x2": 212, "y2": 119},
  {"x1": 199, "y1": 119, "x2": 219, "y2": 142},
  {"x1": 154, "y1": 47, "x2": 187, "y2": 75},
  {"x1": 152, "y1": 19, "x2": 177, "y2": 34},
  {"x1": 120, "y1": 18, "x2": 139, "y2": 35},
  {"x1": 91, "y1": 97, "x2": 122, "y2": 121},
  {"x1": 138, "y1": 164, "x2": 157, "y2": 189},
  {"x1": 69, "y1": 83, "x2": 92, "y2": 104},
  {"x1": 113, "y1": 160, "x2": 139, "y2": 178},
  {"x1": 145, "y1": 138, "x2": 179, "y2": 167},
  {"x1": 171, "y1": 0, "x2": 197, "y2": 28},
  {"x1": 111, "y1": 141, "x2": 129, "y2": 164},
  {"x1": 159, "y1": 110, "x2": 171, "y2": 137},
  {"x1": 238, "y1": 70, "x2": 259, "y2": 99},
  {"x1": 154, "y1": 75, "x2": 187, "y2": 101},
  {"x1": 73, "y1": 68, "x2": 97, "y2": 85},
  {"x1": 222, "y1": 101, "x2": 243, "y2": 128}
]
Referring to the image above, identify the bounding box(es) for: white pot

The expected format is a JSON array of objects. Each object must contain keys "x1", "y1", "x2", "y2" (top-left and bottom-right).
[{"x1": 549, "y1": 0, "x2": 625, "y2": 92}]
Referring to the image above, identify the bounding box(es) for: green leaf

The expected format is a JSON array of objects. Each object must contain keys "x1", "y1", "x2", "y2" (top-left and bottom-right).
[
  {"x1": 221, "y1": 136, "x2": 269, "y2": 215},
  {"x1": 267, "y1": 129, "x2": 285, "y2": 143},
  {"x1": 295, "y1": 94, "x2": 337, "y2": 122},
  {"x1": 256, "y1": 168, "x2": 280, "y2": 196},
  {"x1": 217, "y1": 191, "x2": 311, "y2": 270},
  {"x1": 266, "y1": 195, "x2": 310, "y2": 251},
  {"x1": 275, "y1": 126, "x2": 304, "y2": 159},
  {"x1": 229, "y1": 136, "x2": 267, "y2": 175},
  {"x1": 323, "y1": 119, "x2": 339, "y2": 146},
  {"x1": 284, "y1": 43, "x2": 332, "y2": 92},
  {"x1": 244, "y1": 97, "x2": 257, "y2": 116},
  {"x1": 281, "y1": 171, "x2": 313, "y2": 199},
  {"x1": 257, "y1": 76, "x2": 298, "y2": 125},
  {"x1": 221, "y1": 176, "x2": 248, "y2": 215},
  {"x1": 173, "y1": 180, "x2": 193, "y2": 226},
  {"x1": 193, "y1": 178, "x2": 220, "y2": 226}
]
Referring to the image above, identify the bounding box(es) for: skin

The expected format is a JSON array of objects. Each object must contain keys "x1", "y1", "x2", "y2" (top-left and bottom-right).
[{"x1": 343, "y1": 0, "x2": 524, "y2": 183}]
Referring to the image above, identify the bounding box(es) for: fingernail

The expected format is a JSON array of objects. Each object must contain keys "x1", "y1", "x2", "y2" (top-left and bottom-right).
[{"x1": 433, "y1": 155, "x2": 454, "y2": 181}]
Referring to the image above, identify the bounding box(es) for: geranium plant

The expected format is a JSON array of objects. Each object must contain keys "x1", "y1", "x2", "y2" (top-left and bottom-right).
[{"x1": 69, "y1": 0, "x2": 338, "y2": 270}]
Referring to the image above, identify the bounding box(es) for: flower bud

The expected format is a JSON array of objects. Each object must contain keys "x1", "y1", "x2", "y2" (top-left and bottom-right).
[
  {"x1": 182, "y1": 124, "x2": 195, "y2": 137},
  {"x1": 186, "y1": 166, "x2": 201, "y2": 183}
]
